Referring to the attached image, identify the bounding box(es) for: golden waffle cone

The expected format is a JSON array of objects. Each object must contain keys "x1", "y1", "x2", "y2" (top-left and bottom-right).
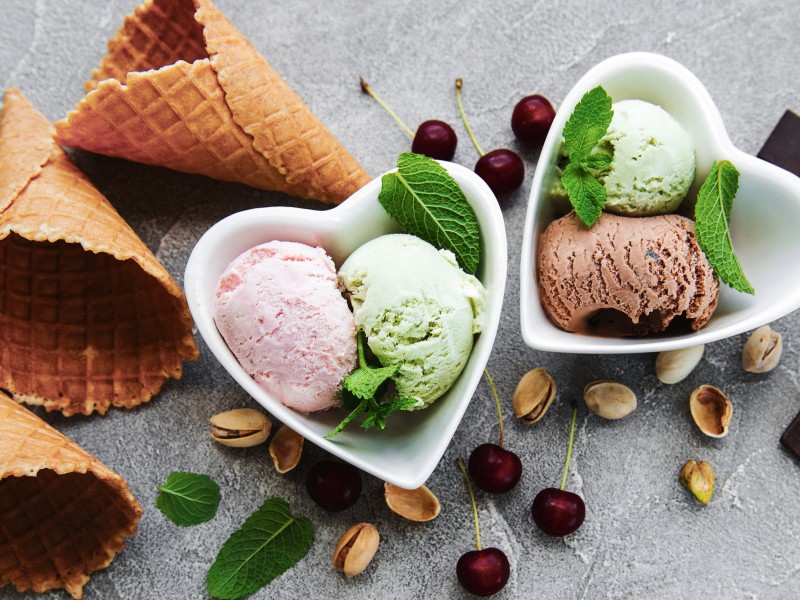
[
  {"x1": 0, "y1": 88, "x2": 199, "y2": 416},
  {"x1": 54, "y1": 0, "x2": 370, "y2": 204},
  {"x1": 0, "y1": 392, "x2": 143, "y2": 599}
]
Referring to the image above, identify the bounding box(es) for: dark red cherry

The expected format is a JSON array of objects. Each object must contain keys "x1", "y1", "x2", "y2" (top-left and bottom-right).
[
  {"x1": 468, "y1": 443, "x2": 522, "y2": 493},
  {"x1": 305, "y1": 460, "x2": 362, "y2": 512},
  {"x1": 511, "y1": 94, "x2": 556, "y2": 146},
  {"x1": 531, "y1": 487, "x2": 585, "y2": 537},
  {"x1": 475, "y1": 149, "x2": 525, "y2": 195},
  {"x1": 411, "y1": 120, "x2": 457, "y2": 161},
  {"x1": 456, "y1": 547, "x2": 510, "y2": 597}
]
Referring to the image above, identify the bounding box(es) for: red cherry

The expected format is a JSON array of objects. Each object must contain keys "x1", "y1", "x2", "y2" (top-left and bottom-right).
[
  {"x1": 468, "y1": 443, "x2": 522, "y2": 494},
  {"x1": 456, "y1": 548, "x2": 510, "y2": 597},
  {"x1": 511, "y1": 94, "x2": 556, "y2": 146},
  {"x1": 412, "y1": 120, "x2": 457, "y2": 161},
  {"x1": 531, "y1": 488, "x2": 586, "y2": 536},
  {"x1": 361, "y1": 78, "x2": 457, "y2": 160},
  {"x1": 531, "y1": 406, "x2": 586, "y2": 536},
  {"x1": 475, "y1": 149, "x2": 525, "y2": 196},
  {"x1": 305, "y1": 460, "x2": 362, "y2": 512}
]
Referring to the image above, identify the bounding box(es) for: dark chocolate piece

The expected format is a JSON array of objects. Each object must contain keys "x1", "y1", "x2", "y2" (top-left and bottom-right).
[
  {"x1": 780, "y1": 409, "x2": 800, "y2": 460},
  {"x1": 758, "y1": 110, "x2": 800, "y2": 177}
]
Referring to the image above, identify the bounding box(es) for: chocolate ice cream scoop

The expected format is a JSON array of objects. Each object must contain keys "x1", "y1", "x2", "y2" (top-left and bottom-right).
[{"x1": 537, "y1": 212, "x2": 719, "y2": 336}]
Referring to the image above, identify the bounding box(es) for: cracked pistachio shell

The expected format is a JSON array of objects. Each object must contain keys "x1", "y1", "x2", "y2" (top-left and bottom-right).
[
  {"x1": 742, "y1": 325, "x2": 783, "y2": 373},
  {"x1": 689, "y1": 385, "x2": 732, "y2": 438},
  {"x1": 384, "y1": 483, "x2": 440, "y2": 522},
  {"x1": 332, "y1": 523, "x2": 380, "y2": 578},
  {"x1": 680, "y1": 459, "x2": 715, "y2": 505},
  {"x1": 209, "y1": 408, "x2": 271, "y2": 447},
  {"x1": 269, "y1": 425, "x2": 304, "y2": 473},
  {"x1": 583, "y1": 380, "x2": 637, "y2": 420},
  {"x1": 513, "y1": 368, "x2": 556, "y2": 424},
  {"x1": 656, "y1": 344, "x2": 705, "y2": 384}
]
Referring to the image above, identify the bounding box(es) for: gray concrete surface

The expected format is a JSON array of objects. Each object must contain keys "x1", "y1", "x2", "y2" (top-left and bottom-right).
[{"x1": 3, "y1": 0, "x2": 800, "y2": 598}]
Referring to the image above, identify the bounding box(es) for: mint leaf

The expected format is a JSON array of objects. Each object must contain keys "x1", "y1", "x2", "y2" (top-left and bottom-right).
[
  {"x1": 583, "y1": 152, "x2": 613, "y2": 171},
  {"x1": 207, "y1": 497, "x2": 313, "y2": 600},
  {"x1": 156, "y1": 472, "x2": 220, "y2": 527},
  {"x1": 379, "y1": 152, "x2": 481, "y2": 274},
  {"x1": 563, "y1": 86, "x2": 614, "y2": 162},
  {"x1": 561, "y1": 162, "x2": 605, "y2": 227},
  {"x1": 361, "y1": 397, "x2": 419, "y2": 430},
  {"x1": 560, "y1": 86, "x2": 614, "y2": 227},
  {"x1": 694, "y1": 160, "x2": 755, "y2": 294},
  {"x1": 327, "y1": 331, "x2": 414, "y2": 438}
]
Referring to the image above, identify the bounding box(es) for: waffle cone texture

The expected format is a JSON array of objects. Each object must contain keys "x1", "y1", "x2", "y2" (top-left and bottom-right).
[
  {"x1": 0, "y1": 392, "x2": 143, "y2": 599},
  {"x1": 54, "y1": 0, "x2": 370, "y2": 204},
  {"x1": 0, "y1": 88, "x2": 199, "y2": 416}
]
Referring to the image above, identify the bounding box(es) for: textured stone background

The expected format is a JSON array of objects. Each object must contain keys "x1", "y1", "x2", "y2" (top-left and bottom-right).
[{"x1": 3, "y1": 0, "x2": 800, "y2": 598}]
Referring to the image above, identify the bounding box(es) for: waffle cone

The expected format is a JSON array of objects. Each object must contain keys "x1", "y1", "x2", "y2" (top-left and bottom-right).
[
  {"x1": 0, "y1": 88, "x2": 199, "y2": 416},
  {"x1": 0, "y1": 392, "x2": 143, "y2": 599},
  {"x1": 54, "y1": 0, "x2": 370, "y2": 204}
]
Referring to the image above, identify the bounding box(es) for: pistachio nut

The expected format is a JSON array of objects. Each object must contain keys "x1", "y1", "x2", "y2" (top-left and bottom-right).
[
  {"x1": 384, "y1": 483, "x2": 440, "y2": 522},
  {"x1": 512, "y1": 368, "x2": 556, "y2": 424},
  {"x1": 332, "y1": 523, "x2": 380, "y2": 578},
  {"x1": 269, "y1": 425, "x2": 304, "y2": 473},
  {"x1": 742, "y1": 325, "x2": 783, "y2": 373},
  {"x1": 655, "y1": 344, "x2": 705, "y2": 384},
  {"x1": 689, "y1": 385, "x2": 732, "y2": 438},
  {"x1": 209, "y1": 408, "x2": 271, "y2": 447},
  {"x1": 679, "y1": 459, "x2": 715, "y2": 505},
  {"x1": 583, "y1": 380, "x2": 637, "y2": 420}
]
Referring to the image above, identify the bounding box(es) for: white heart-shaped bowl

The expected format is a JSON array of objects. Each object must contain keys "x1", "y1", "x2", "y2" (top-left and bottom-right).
[
  {"x1": 520, "y1": 52, "x2": 800, "y2": 354},
  {"x1": 185, "y1": 161, "x2": 506, "y2": 488}
]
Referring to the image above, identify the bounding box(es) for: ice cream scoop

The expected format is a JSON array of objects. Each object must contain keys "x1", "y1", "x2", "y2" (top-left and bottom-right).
[
  {"x1": 338, "y1": 234, "x2": 486, "y2": 407},
  {"x1": 596, "y1": 99, "x2": 695, "y2": 216},
  {"x1": 213, "y1": 241, "x2": 357, "y2": 412},
  {"x1": 537, "y1": 212, "x2": 719, "y2": 336}
]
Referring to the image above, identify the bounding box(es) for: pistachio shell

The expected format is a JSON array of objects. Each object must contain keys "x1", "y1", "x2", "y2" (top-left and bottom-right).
[
  {"x1": 332, "y1": 523, "x2": 380, "y2": 578},
  {"x1": 583, "y1": 380, "x2": 637, "y2": 420},
  {"x1": 742, "y1": 325, "x2": 783, "y2": 373},
  {"x1": 384, "y1": 483, "x2": 440, "y2": 522},
  {"x1": 512, "y1": 368, "x2": 556, "y2": 424},
  {"x1": 689, "y1": 385, "x2": 732, "y2": 438},
  {"x1": 269, "y1": 425, "x2": 304, "y2": 473},
  {"x1": 655, "y1": 344, "x2": 705, "y2": 384},
  {"x1": 209, "y1": 408, "x2": 271, "y2": 448},
  {"x1": 680, "y1": 459, "x2": 715, "y2": 505}
]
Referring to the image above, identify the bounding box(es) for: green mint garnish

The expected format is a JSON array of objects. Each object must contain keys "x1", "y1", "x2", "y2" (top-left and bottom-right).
[
  {"x1": 326, "y1": 330, "x2": 416, "y2": 438},
  {"x1": 378, "y1": 152, "x2": 481, "y2": 274},
  {"x1": 206, "y1": 497, "x2": 313, "y2": 600},
  {"x1": 694, "y1": 160, "x2": 754, "y2": 294},
  {"x1": 156, "y1": 471, "x2": 221, "y2": 527},
  {"x1": 560, "y1": 86, "x2": 614, "y2": 227}
]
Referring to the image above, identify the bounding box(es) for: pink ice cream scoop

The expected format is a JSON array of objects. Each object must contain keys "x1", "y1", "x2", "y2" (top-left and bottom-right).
[{"x1": 213, "y1": 241, "x2": 357, "y2": 412}]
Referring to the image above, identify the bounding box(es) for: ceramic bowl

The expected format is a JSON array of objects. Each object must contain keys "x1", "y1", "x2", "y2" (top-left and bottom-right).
[
  {"x1": 185, "y1": 161, "x2": 506, "y2": 489},
  {"x1": 520, "y1": 52, "x2": 800, "y2": 354}
]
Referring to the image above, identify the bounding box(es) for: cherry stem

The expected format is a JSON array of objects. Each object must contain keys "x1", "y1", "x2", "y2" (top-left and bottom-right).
[
  {"x1": 360, "y1": 77, "x2": 414, "y2": 138},
  {"x1": 483, "y1": 369, "x2": 504, "y2": 448},
  {"x1": 456, "y1": 457, "x2": 482, "y2": 551},
  {"x1": 560, "y1": 406, "x2": 578, "y2": 491},
  {"x1": 455, "y1": 78, "x2": 485, "y2": 157}
]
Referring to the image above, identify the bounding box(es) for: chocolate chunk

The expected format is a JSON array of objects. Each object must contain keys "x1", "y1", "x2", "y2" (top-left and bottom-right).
[
  {"x1": 758, "y1": 110, "x2": 800, "y2": 177},
  {"x1": 780, "y1": 409, "x2": 800, "y2": 460}
]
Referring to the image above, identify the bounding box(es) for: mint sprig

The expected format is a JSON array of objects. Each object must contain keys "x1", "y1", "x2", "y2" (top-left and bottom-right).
[
  {"x1": 694, "y1": 160, "x2": 755, "y2": 294},
  {"x1": 156, "y1": 471, "x2": 221, "y2": 527},
  {"x1": 326, "y1": 331, "x2": 416, "y2": 438},
  {"x1": 378, "y1": 152, "x2": 481, "y2": 274},
  {"x1": 206, "y1": 497, "x2": 313, "y2": 599},
  {"x1": 560, "y1": 86, "x2": 614, "y2": 227}
]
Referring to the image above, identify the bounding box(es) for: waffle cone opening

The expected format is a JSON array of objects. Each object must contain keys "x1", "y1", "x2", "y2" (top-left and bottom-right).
[
  {"x1": 0, "y1": 235, "x2": 195, "y2": 415},
  {"x1": 0, "y1": 470, "x2": 141, "y2": 599}
]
